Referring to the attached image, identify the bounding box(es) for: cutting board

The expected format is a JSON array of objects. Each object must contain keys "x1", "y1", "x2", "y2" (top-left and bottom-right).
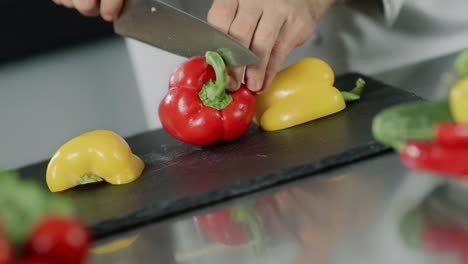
[{"x1": 18, "y1": 73, "x2": 421, "y2": 239}]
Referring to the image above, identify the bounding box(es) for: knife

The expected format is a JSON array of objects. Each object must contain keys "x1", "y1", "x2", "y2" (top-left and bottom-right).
[{"x1": 113, "y1": 0, "x2": 259, "y2": 67}]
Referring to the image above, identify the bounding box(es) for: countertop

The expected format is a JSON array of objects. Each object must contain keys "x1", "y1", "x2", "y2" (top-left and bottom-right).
[{"x1": 83, "y1": 50, "x2": 468, "y2": 264}]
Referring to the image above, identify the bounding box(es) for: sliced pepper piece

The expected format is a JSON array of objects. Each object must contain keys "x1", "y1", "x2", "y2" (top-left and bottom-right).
[
  {"x1": 46, "y1": 130, "x2": 144, "y2": 192},
  {"x1": 449, "y1": 77, "x2": 468, "y2": 123},
  {"x1": 254, "y1": 58, "x2": 365, "y2": 131}
]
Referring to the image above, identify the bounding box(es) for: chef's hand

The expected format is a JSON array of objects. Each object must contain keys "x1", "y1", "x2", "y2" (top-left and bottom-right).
[
  {"x1": 51, "y1": 0, "x2": 336, "y2": 93},
  {"x1": 208, "y1": 0, "x2": 335, "y2": 92},
  {"x1": 51, "y1": 0, "x2": 123, "y2": 21}
]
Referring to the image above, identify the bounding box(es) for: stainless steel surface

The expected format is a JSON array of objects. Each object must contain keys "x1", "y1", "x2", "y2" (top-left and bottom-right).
[
  {"x1": 87, "y1": 154, "x2": 462, "y2": 264},
  {"x1": 113, "y1": 0, "x2": 258, "y2": 67},
  {"x1": 87, "y1": 50, "x2": 467, "y2": 264}
]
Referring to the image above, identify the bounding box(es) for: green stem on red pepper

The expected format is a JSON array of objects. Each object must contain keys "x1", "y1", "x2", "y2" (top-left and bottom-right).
[
  {"x1": 340, "y1": 78, "x2": 366, "y2": 102},
  {"x1": 231, "y1": 201, "x2": 267, "y2": 257},
  {"x1": 216, "y1": 48, "x2": 236, "y2": 67},
  {"x1": 198, "y1": 51, "x2": 233, "y2": 110}
]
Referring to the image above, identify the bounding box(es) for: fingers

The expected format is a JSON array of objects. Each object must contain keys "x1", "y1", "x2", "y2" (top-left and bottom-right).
[
  {"x1": 72, "y1": 0, "x2": 99, "y2": 16},
  {"x1": 245, "y1": 8, "x2": 286, "y2": 92},
  {"x1": 60, "y1": 0, "x2": 74, "y2": 8},
  {"x1": 53, "y1": 0, "x2": 123, "y2": 21},
  {"x1": 251, "y1": 7, "x2": 313, "y2": 93},
  {"x1": 100, "y1": 0, "x2": 124, "y2": 21},
  {"x1": 226, "y1": 1, "x2": 262, "y2": 91},
  {"x1": 207, "y1": 0, "x2": 315, "y2": 94},
  {"x1": 207, "y1": 0, "x2": 238, "y2": 33},
  {"x1": 258, "y1": 28, "x2": 295, "y2": 93},
  {"x1": 208, "y1": 0, "x2": 243, "y2": 90}
]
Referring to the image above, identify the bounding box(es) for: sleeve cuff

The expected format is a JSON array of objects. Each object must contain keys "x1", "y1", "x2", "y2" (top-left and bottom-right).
[{"x1": 340, "y1": 0, "x2": 405, "y2": 27}]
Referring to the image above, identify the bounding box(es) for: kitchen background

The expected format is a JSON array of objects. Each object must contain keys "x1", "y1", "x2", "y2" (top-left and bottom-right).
[{"x1": 0, "y1": 0, "x2": 455, "y2": 169}]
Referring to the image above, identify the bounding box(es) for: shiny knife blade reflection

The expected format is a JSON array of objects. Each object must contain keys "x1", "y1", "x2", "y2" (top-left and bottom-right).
[{"x1": 113, "y1": 0, "x2": 259, "y2": 67}]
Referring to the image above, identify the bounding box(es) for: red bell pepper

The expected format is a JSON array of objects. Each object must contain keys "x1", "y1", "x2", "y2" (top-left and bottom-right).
[
  {"x1": 194, "y1": 202, "x2": 267, "y2": 256},
  {"x1": 194, "y1": 207, "x2": 250, "y2": 246},
  {"x1": 158, "y1": 51, "x2": 256, "y2": 146}
]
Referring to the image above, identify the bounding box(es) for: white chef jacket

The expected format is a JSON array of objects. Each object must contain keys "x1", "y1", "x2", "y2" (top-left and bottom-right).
[{"x1": 125, "y1": 0, "x2": 468, "y2": 129}]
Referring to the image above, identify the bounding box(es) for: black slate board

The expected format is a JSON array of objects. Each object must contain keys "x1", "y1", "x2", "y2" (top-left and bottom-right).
[{"x1": 18, "y1": 73, "x2": 421, "y2": 239}]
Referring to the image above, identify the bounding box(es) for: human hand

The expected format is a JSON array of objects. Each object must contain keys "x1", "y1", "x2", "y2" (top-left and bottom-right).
[
  {"x1": 51, "y1": 0, "x2": 124, "y2": 22},
  {"x1": 207, "y1": 0, "x2": 335, "y2": 93}
]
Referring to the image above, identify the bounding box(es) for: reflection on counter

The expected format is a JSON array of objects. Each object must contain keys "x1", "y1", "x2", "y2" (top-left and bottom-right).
[
  {"x1": 400, "y1": 182, "x2": 468, "y2": 264},
  {"x1": 89, "y1": 172, "x2": 385, "y2": 264}
]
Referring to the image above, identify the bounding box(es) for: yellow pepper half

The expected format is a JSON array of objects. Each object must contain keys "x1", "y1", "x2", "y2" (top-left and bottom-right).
[
  {"x1": 254, "y1": 57, "x2": 365, "y2": 131},
  {"x1": 449, "y1": 76, "x2": 468, "y2": 123},
  {"x1": 46, "y1": 130, "x2": 145, "y2": 192}
]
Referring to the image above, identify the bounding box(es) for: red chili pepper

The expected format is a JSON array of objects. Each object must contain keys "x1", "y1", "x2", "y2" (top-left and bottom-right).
[
  {"x1": 436, "y1": 122, "x2": 468, "y2": 147},
  {"x1": 159, "y1": 51, "x2": 256, "y2": 146},
  {"x1": 24, "y1": 217, "x2": 92, "y2": 264},
  {"x1": 400, "y1": 140, "x2": 468, "y2": 177}
]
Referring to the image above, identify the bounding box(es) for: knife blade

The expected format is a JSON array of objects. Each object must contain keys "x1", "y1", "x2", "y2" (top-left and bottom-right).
[{"x1": 113, "y1": 0, "x2": 259, "y2": 67}]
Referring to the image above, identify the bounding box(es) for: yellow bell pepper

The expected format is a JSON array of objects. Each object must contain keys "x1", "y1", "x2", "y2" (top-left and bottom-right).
[
  {"x1": 254, "y1": 57, "x2": 365, "y2": 131},
  {"x1": 449, "y1": 76, "x2": 468, "y2": 123},
  {"x1": 46, "y1": 130, "x2": 145, "y2": 192}
]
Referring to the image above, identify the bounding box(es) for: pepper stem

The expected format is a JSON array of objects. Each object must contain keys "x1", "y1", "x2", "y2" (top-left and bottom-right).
[
  {"x1": 198, "y1": 51, "x2": 233, "y2": 110},
  {"x1": 231, "y1": 201, "x2": 267, "y2": 257},
  {"x1": 341, "y1": 77, "x2": 366, "y2": 102}
]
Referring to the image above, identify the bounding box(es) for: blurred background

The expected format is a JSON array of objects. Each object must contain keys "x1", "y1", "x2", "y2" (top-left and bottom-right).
[
  {"x1": 0, "y1": 1, "x2": 135, "y2": 168},
  {"x1": 0, "y1": 0, "x2": 220, "y2": 169},
  {"x1": 0, "y1": 1, "x2": 150, "y2": 169}
]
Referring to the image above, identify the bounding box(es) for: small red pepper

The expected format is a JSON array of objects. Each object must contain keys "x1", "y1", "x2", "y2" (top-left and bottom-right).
[
  {"x1": 158, "y1": 51, "x2": 256, "y2": 146},
  {"x1": 436, "y1": 122, "x2": 468, "y2": 147},
  {"x1": 400, "y1": 140, "x2": 468, "y2": 177},
  {"x1": 400, "y1": 123, "x2": 468, "y2": 177},
  {"x1": 25, "y1": 217, "x2": 92, "y2": 264}
]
